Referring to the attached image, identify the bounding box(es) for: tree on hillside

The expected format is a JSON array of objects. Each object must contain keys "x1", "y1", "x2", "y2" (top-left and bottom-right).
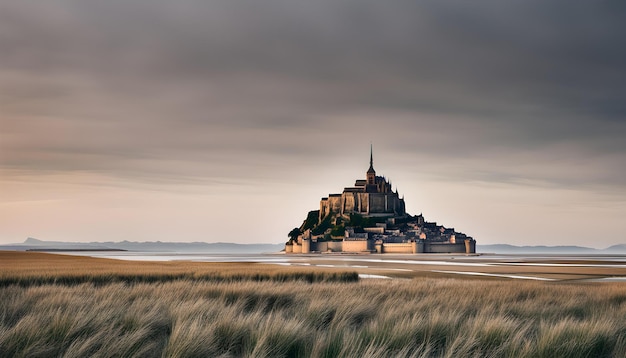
[{"x1": 288, "y1": 227, "x2": 301, "y2": 241}]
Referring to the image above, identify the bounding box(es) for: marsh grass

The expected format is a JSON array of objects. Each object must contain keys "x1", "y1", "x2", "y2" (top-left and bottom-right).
[{"x1": 1, "y1": 252, "x2": 626, "y2": 357}]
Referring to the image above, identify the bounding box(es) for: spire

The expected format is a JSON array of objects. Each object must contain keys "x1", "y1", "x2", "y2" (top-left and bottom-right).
[{"x1": 367, "y1": 144, "x2": 376, "y2": 174}]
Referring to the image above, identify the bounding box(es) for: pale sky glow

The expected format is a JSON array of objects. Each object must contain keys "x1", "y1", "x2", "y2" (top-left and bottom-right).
[{"x1": 1, "y1": 1, "x2": 625, "y2": 247}]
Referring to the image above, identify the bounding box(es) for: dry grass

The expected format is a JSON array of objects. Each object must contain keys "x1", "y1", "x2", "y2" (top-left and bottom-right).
[{"x1": 1, "y1": 252, "x2": 626, "y2": 357}]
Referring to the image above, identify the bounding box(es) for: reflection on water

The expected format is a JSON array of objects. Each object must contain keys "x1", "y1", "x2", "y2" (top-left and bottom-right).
[
  {"x1": 64, "y1": 252, "x2": 293, "y2": 263},
  {"x1": 585, "y1": 277, "x2": 626, "y2": 282},
  {"x1": 55, "y1": 251, "x2": 626, "y2": 282},
  {"x1": 65, "y1": 251, "x2": 626, "y2": 266},
  {"x1": 430, "y1": 270, "x2": 555, "y2": 281},
  {"x1": 359, "y1": 274, "x2": 392, "y2": 279}
]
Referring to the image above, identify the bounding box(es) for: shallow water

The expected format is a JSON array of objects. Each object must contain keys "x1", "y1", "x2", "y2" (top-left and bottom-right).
[
  {"x1": 55, "y1": 251, "x2": 626, "y2": 282},
  {"x1": 64, "y1": 251, "x2": 626, "y2": 266},
  {"x1": 430, "y1": 270, "x2": 556, "y2": 281}
]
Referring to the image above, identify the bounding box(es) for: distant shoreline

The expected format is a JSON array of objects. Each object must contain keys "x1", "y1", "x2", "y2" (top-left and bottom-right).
[{"x1": 26, "y1": 248, "x2": 127, "y2": 252}]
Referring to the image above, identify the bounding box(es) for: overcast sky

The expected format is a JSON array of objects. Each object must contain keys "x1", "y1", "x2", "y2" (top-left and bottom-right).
[{"x1": 1, "y1": 1, "x2": 625, "y2": 247}]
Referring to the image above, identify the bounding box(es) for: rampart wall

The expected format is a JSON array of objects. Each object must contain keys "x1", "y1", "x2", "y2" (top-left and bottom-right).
[
  {"x1": 380, "y1": 242, "x2": 417, "y2": 253},
  {"x1": 342, "y1": 240, "x2": 372, "y2": 252},
  {"x1": 310, "y1": 240, "x2": 344, "y2": 253},
  {"x1": 424, "y1": 241, "x2": 469, "y2": 254},
  {"x1": 287, "y1": 239, "x2": 475, "y2": 254}
]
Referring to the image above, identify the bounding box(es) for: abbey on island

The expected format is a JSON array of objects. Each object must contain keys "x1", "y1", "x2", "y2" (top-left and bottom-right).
[{"x1": 286, "y1": 147, "x2": 476, "y2": 254}]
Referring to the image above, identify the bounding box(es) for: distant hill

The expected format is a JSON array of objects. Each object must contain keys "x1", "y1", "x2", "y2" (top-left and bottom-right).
[
  {"x1": 99, "y1": 240, "x2": 285, "y2": 253},
  {"x1": 478, "y1": 244, "x2": 626, "y2": 254},
  {"x1": 18, "y1": 237, "x2": 121, "y2": 251},
  {"x1": 0, "y1": 238, "x2": 284, "y2": 254},
  {"x1": 606, "y1": 244, "x2": 626, "y2": 252}
]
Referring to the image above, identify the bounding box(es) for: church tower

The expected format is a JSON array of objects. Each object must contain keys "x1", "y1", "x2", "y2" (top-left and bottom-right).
[{"x1": 367, "y1": 145, "x2": 376, "y2": 185}]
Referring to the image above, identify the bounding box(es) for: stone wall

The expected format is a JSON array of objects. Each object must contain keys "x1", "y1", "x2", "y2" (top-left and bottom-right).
[
  {"x1": 342, "y1": 239, "x2": 371, "y2": 253},
  {"x1": 339, "y1": 192, "x2": 372, "y2": 215},
  {"x1": 369, "y1": 194, "x2": 386, "y2": 213},
  {"x1": 380, "y1": 242, "x2": 414, "y2": 253},
  {"x1": 364, "y1": 227, "x2": 384, "y2": 234},
  {"x1": 311, "y1": 240, "x2": 344, "y2": 253},
  {"x1": 367, "y1": 193, "x2": 405, "y2": 214},
  {"x1": 343, "y1": 193, "x2": 356, "y2": 213},
  {"x1": 319, "y1": 199, "x2": 329, "y2": 221},
  {"x1": 424, "y1": 242, "x2": 468, "y2": 254},
  {"x1": 319, "y1": 191, "x2": 405, "y2": 218},
  {"x1": 329, "y1": 196, "x2": 342, "y2": 214},
  {"x1": 465, "y1": 239, "x2": 476, "y2": 254},
  {"x1": 312, "y1": 241, "x2": 326, "y2": 252},
  {"x1": 358, "y1": 193, "x2": 369, "y2": 213}
]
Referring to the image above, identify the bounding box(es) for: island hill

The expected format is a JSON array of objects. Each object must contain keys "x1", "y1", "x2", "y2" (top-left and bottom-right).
[{"x1": 286, "y1": 148, "x2": 476, "y2": 254}]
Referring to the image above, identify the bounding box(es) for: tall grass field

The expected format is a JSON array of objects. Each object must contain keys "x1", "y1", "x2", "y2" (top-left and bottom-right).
[{"x1": 1, "y1": 252, "x2": 625, "y2": 357}]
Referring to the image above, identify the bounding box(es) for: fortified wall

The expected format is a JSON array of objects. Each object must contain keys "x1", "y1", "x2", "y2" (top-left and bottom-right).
[{"x1": 286, "y1": 235, "x2": 476, "y2": 254}]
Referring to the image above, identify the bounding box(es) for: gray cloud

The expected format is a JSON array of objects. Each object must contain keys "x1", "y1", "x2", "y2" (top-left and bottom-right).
[{"x1": 1, "y1": 0, "x2": 625, "y2": 193}]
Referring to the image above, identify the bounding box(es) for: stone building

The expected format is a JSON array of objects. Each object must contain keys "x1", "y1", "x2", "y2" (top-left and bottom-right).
[
  {"x1": 286, "y1": 147, "x2": 476, "y2": 254},
  {"x1": 319, "y1": 147, "x2": 406, "y2": 221}
]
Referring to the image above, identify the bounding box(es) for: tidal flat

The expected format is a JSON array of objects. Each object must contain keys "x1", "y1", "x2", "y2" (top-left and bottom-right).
[{"x1": 1, "y1": 251, "x2": 626, "y2": 357}]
